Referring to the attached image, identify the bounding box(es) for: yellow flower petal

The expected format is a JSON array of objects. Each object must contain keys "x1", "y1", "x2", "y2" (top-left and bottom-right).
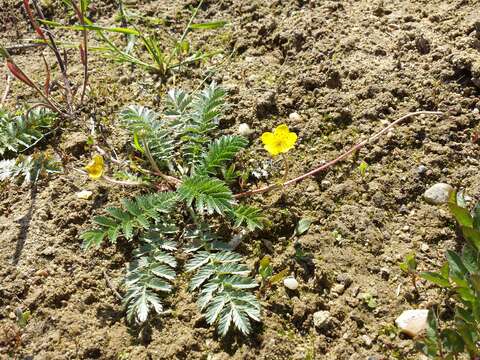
[
  {"x1": 261, "y1": 132, "x2": 274, "y2": 145},
  {"x1": 85, "y1": 154, "x2": 104, "y2": 180},
  {"x1": 260, "y1": 124, "x2": 297, "y2": 157},
  {"x1": 284, "y1": 132, "x2": 298, "y2": 150},
  {"x1": 273, "y1": 124, "x2": 290, "y2": 136}
]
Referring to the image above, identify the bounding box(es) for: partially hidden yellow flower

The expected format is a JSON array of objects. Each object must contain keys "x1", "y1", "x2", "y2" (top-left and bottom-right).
[
  {"x1": 85, "y1": 154, "x2": 104, "y2": 180},
  {"x1": 261, "y1": 124, "x2": 297, "y2": 156}
]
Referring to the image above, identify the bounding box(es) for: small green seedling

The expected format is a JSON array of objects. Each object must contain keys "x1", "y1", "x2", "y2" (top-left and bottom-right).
[
  {"x1": 361, "y1": 292, "x2": 377, "y2": 309},
  {"x1": 358, "y1": 160, "x2": 369, "y2": 177},
  {"x1": 15, "y1": 308, "x2": 31, "y2": 328},
  {"x1": 258, "y1": 255, "x2": 289, "y2": 292},
  {"x1": 400, "y1": 252, "x2": 419, "y2": 293}
]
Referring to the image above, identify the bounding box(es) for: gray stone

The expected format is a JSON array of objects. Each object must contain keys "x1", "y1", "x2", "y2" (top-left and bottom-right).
[
  {"x1": 313, "y1": 310, "x2": 331, "y2": 329},
  {"x1": 417, "y1": 165, "x2": 428, "y2": 175},
  {"x1": 424, "y1": 183, "x2": 453, "y2": 205}
]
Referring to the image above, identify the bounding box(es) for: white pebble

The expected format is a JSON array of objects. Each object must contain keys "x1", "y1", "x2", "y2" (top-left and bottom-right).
[
  {"x1": 395, "y1": 309, "x2": 429, "y2": 337},
  {"x1": 76, "y1": 190, "x2": 93, "y2": 200},
  {"x1": 283, "y1": 276, "x2": 299, "y2": 290},
  {"x1": 289, "y1": 112, "x2": 302, "y2": 122},
  {"x1": 238, "y1": 123, "x2": 254, "y2": 136}
]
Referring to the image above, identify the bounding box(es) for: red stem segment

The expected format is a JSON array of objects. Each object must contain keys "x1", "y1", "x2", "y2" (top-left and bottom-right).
[{"x1": 234, "y1": 111, "x2": 443, "y2": 199}]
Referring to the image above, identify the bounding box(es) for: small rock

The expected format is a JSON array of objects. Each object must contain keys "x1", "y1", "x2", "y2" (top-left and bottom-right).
[
  {"x1": 76, "y1": 190, "x2": 93, "y2": 200},
  {"x1": 262, "y1": 239, "x2": 274, "y2": 252},
  {"x1": 331, "y1": 283, "x2": 345, "y2": 295},
  {"x1": 420, "y1": 243, "x2": 430, "y2": 252},
  {"x1": 284, "y1": 277, "x2": 299, "y2": 290},
  {"x1": 313, "y1": 310, "x2": 331, "y2": 329},
  {"x1": 321, "y1": 180, "x2": 332, "y2": 190},
  {"x1": 41, "y1": 247, "x2": 56, "y2": 257},
  {"x1": 424, "y1": 183, "x2": 453, "y2": 205},
  {"x1": 399, "y1": 205, "x2": 409, "y2": 214},
  {"x1": 238, "y1": 123, "x2": 254, "y2": 136},
  {"x1": 395, "y1": 309, "x2": 429, "y2": 337},
  {"x1": 417, "y1": 165, "x2": 428, "y2": 175},
  {"x1": 380, "y1": 267, "x2": 390, "y2": 280},
  {"x1": 35, "y1": 269, "x2": 49, "y2": 277},
  {"x1": 362, "y1": 335, "x2": 373, "y2": 347},
  {"x1": 289, "y1": 112, "x2": 302, "y2": 122},
  {"x1": 336, "y1": 273, "x2": 353, "y2": 287}
]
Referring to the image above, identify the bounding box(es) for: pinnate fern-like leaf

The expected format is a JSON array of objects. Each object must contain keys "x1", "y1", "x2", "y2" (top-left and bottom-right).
[
  {"x1": 80, "y1": 192, "x2": 178, "y2": 249},
  {"x1": 178, "y1": 175, "x2": 234, "y2": 215},
  {"x1": 190, "y1": 82, "x2": 226, "y2": 132},
  {"x1": 120, "y1": 105, "x2": 175, "y2": 165},
  {"x1": 229, "y1": 204, "x2": 264, "y2": 231},
  {"x1": 124, "y1": 234, "x2": 177, "y2": 324},
  {"x1": 0, "y1": 108, "x2": 55, "y2": 156},
  {"x1": 198, "y1": 135, "x2": 248, "y2": 174},
  {"x1": 186, "y1": 230, "x2": 260, "y2": 336},
  {"x1": 0, "y1": 154, "x2": 61, "y2": 184}
]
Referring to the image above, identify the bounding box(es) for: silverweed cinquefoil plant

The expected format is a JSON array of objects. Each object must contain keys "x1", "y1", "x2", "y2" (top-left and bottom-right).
[{"x1": 81, "y1": 83, "x2": 263, "y2": 337}]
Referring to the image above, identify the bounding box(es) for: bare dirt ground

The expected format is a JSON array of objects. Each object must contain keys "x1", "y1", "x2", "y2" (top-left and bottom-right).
[{"x1": 1, "y1": 0, "x2": 479, "y2": 359}]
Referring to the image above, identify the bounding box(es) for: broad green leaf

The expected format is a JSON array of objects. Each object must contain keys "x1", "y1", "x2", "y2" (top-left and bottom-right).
[
  {"x1": 426, "y1": 309, "x2": 438, "y2": 341},
  {"x1": 462, "y1": 227, "x2": 480, "y2": 252},
  {"x1": 461, "y1": 244, "x2": 479, "y2": 273},
  {"x1": 473, "y1": 202, "x2": 480, "y2": 230},
  {"x1": 446, "y1": 250, "x2": 468, "y2": 287},
  {"x1": 259, "y1": 256, "x2": 272, "y2": 279},
  {"x1": 420, "y1": 272, "x2": 450, "y2": 288},
  {"x1": 448, "y1": 203, "x2": 473, "y2": 228}
]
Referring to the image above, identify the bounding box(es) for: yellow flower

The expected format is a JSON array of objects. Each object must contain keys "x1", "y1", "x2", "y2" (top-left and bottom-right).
[
  {"x1": 85, "y1": 154, "x2": 104, "y2": 180},
  {"x1": 261, "y1": 124, "x2": 297, "y2": 156}
]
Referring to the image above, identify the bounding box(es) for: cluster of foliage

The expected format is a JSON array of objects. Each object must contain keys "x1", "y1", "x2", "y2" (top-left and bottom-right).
[
  {"x1": 81, "y1": 83, "x2": 264, "y2": 336},
  {"x1": 0, "y1": 108, "x2": 60, "y2": 184},
  {"x1": 0, "y1": 0, "x2": 90, "y2": 116},
  {"x1": 417, "y1": 192, "x2": 480, "y2": 359},
  {"x1": 42, "y1": 0, "x2": 225, "y2": 79}
]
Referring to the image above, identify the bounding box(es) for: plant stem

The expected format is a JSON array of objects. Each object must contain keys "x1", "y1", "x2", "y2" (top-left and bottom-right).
[
  {"x1": 71, "y1": 1, "x2": 88, "y2": 106},
  {"x1": 142, "y1": 140, "x2": 181, "y2": 187},
  {"x1": 282, "y1": 153, "x2": 289, "y2": 184},
  {"x1": 102, "y1": 176, "x2": 145, "y2": 187},
  {"x1": 234, "y1": 111, "x2": 443, "y2": 199}
]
